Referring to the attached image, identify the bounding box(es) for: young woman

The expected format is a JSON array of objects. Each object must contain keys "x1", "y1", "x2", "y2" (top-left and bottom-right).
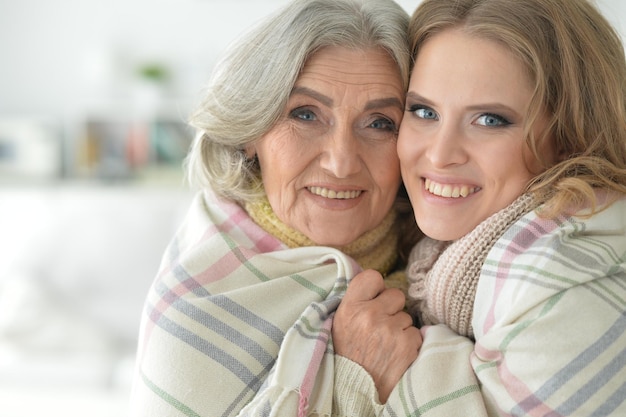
[{"x1": 333, "y1": 0, "x2": 626, "y2": 415}]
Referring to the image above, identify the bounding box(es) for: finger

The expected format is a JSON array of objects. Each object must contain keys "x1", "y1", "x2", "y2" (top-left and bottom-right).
[
  {"x1": 373, "y1": 287, "x2": 407, "y2": 315},
  {"x1": 403, "y1": 326, "x2": 423, "y2": 358},
  {"x1": 395, "y1": 324, "x2": 422, "y2": 352},
  {"x1": 406, "y1": 325, "x2": 422, "y2": 344},
  {"x1": 344, "y1": 269, "x2": 385, "y2": 302},
  {"x1": 394, "y1": 310, "x2": 416, "y2": 331}
]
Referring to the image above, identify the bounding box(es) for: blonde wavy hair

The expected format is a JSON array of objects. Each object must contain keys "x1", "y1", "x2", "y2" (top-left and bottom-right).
[{"x1": 409, "y1": 0, "x2": 626, "y2": 217}]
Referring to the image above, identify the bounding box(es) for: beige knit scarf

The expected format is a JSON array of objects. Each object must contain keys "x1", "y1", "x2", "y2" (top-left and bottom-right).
[
  {"x1": 245, "y1": 197, "x2": 399, "y2": 277},
  {"x1": 406, "y1": 194, "x2": 538, "y2": 338}
]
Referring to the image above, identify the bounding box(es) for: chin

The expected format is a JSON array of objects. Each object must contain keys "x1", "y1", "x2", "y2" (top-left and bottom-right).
[
  {"x1": 309, "y1": 232, "x2": 359, "y2": 248},
  {"x1": 302, "y1": 218, "x2": 366, "y2": 247},
  {"x1": 419, "y1": 223, "x2": 462, "y2": 242}
]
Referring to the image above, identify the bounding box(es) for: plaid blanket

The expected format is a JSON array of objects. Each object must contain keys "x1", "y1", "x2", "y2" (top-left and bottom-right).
[
  {"x1": 130, "y1": 188, "x2": 625, "y2": 416},
  {"x1": 129, "y1": 190, "x2": 360, "y2": 417}
]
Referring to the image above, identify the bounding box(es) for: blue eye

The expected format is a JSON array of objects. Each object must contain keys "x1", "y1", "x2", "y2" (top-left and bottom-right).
[
  {"x1": 290, "y1": 107, "x2": 317, "y2": 121},
  {"x1": 475, "y1": 113, "x2": 510, "y2": 127},
  {"x1": 369, "y1": 117, "x2": 396, "y2": 132},
  {"x1": 409, "y1": 105, "x2": 438, "y2": 120}
]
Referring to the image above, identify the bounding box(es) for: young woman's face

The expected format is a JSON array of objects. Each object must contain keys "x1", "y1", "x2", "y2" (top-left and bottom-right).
[
  {"x1": 251, "y1": 46, "x2": 404, "y2": 246},
  {"x1": 398, "y1": 29, "x2": 552, "y2": 241}
]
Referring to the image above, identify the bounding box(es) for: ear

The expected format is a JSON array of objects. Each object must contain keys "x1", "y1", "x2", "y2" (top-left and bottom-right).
[{"x1": 244, "y1": 144, "x2": 256, "y2": 160}]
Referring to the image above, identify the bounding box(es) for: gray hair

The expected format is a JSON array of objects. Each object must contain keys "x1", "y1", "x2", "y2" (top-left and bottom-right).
[{"x1": 185, "y1": 0, "x2": 410, "y2": 202}]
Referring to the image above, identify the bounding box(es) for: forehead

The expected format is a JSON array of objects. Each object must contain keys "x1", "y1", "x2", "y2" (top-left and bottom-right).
[
  {"x1": 412, "y1": 29, "x2": 534, "y2": 106},
  {"x1": 296, "y1": 46, "x2": 404, "y2": 92}
]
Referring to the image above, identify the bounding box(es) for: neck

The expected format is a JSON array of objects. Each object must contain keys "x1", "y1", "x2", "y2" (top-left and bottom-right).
[{"x1": 244, "y1": 197, "x2": 399, "y2": 276}]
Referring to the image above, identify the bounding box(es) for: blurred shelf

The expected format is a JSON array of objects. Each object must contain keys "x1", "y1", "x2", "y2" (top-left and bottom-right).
[{"x1": 0, "y1": 114, "x2": 193, "y2": 186}]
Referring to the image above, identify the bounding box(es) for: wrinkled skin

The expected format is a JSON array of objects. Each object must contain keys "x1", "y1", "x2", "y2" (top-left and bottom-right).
[{"x1": 332, "y1": 270, "x2": 422, "y2": 403}]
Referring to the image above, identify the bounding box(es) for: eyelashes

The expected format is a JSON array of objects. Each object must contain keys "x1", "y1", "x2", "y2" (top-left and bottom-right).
[
  {"x1": 289, "y1": 106, "x2": 398, "y2": 133},
  {"x1": 368, "y1": 116, "x2": 397, "y2": 133},
  {"x1": 290, "y1": 107, "x2": 317, "y2": 121},
  {"x1": 407, "y1": 104, "x2": 438, "y2": 120},
  {"x1": 475, "y1": 113, "x2": 511, "y2": 127},
  {"x1": 406, "y1": 104, "x2": 512, "y2": 127}
]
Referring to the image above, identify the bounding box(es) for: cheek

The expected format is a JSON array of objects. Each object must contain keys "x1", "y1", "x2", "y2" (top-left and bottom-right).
[
  {"x1": 397, "y1": 125, "x2": 422, "y2": 165},
  {"x1": 259, "y1": 134, "x2": 296, "y2": 162},
  {"x1": 371, "y1": 144, "x2": 401, "y2": 182},
  {"x1": 378, "y1": 163, "x2": 402, "y2": 194},
  {"x1": 374, "y1": 151, "x2": 402, "y2": 211},
  {"x1": 526, "y1": 136, "x2": 558, "y2": 175},
  {"x1": 256, "y1": 130, "x2": 306, "y2": 182},
  {"x1": 525, "y1": 114, "x2": 557, "y2": 173},
  {"x1": 397, "y1": 138, "x2": 422, "y2": 188},
  {"x1": 492, "y1": 156, "x2": 535, "y2": 203},
  {"x1": 396, "y1": 126, "x2": 410, "y2": 158},
  {"x1": 518, "y1": 137, "x2": 549, "y2": 178},
  {"x1": 523, "y1": 150, "x2": 544, "y2": 176}
]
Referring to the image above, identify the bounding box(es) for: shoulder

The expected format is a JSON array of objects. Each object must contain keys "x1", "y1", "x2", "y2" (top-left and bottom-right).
[
  {"x1": 488, "y1": 195, "x2": 625, "y2": 276},
  {"x1": 473, "y1": 196, "x2": 625, "y2": 335},
  {"x1": 171, "y1": 189, "x2": 286, "y2": 261}
]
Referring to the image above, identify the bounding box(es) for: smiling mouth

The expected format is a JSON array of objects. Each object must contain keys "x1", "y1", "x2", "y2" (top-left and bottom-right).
[
  {"x1": 424, "y1": 178, "x2": 480, "y2": 198},
  {"x1": 308, "y1": 186, "x2": 363, "y2": 199}
]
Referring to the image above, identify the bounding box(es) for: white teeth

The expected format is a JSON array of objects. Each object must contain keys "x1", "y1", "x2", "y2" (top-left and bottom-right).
[
  {"x1": 424, "y1": 179, "x2": 478, "y2": 198},
  {"x1": 308, "y1": 187, "x2": 362, "y2": 199}
]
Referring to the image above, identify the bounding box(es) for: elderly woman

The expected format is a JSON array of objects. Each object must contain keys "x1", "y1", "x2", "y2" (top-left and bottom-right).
[
  {"x1": 333, "y1": 0, "x2": 626, "y2": 415},
  {"x1": 129, "y1": 0, "x2": 421, "y2": 416}
]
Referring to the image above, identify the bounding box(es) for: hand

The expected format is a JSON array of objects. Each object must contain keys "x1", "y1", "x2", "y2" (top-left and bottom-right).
[{"x1": 333, "y1": 269, "x2": 422, "y2": 403}]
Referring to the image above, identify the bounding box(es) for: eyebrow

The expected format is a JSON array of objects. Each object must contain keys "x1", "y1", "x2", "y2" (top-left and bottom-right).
[
  {"x1": 406, "y1": 91, "x2": 429, "y2": 104},
  {"x1": 291, "y1": 86, "x2": 404, "y2": 112},
  {"x1": 365, "y1": 97, "x2": 404, "y2": 112},
  {"x1": 291, "y1": 87, "x2": 333, "y2": 107}
]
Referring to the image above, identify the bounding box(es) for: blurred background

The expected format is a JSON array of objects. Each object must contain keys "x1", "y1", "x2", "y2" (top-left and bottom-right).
[{"x1": 0, "y1": 0, "x2": 624, "y2": 416}]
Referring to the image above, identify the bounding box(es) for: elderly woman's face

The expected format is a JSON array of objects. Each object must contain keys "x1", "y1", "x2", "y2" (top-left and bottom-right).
[
  {"x1": 398, "y1": 29, "x2": 553, "y2": 241},
  {"x1": 251, "y1": 46, "x2": 404, "y2": 246}
]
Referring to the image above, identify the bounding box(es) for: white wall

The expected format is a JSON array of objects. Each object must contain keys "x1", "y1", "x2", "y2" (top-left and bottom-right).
[{"x1": 0, "y1": 0, "x2": 290, "y2": 119}]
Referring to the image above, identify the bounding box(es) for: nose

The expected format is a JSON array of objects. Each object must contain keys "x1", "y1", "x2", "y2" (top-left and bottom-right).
[
  {"x1": 424, "y1": 122, "x2": 468, "y2": 168},
  {"x1": 319, "y1": 123, "x2": 361, "y2": 178}
]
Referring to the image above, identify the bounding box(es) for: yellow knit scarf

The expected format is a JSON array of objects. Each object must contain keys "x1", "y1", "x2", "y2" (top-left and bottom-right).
[{"x1": 244, "y1": 197, "x2": 400, "y2": 278}]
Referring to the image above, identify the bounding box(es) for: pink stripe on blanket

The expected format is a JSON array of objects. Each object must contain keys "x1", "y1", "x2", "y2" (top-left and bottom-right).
[
  {"x1": 193, "y1": 250, "x2": 253, "y2": 283},
  {"x1": 298, "y1": 317, "x2": 333, "y2": 417},
  {"x1": 483, "y1": 216, "x2": 561, "y2": 332},
  {"x1": 138, "y1": 249, "x2": 237, "y2": 347},
  {"x1": 215, "y1": 197, "x2": 285, "y2": 253},
  {"x1": 149, "y1": 248, "x2": 248, "y2": 319},
  {"x1": 498, "y1": 357, "x2": 562, "y2": 416},
  {"x1": 473, "y1": 343, "x2": 562, "y2": 417},
  {"x1": 141, "y1": 236, "x2": 280, "y2": 349}
]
